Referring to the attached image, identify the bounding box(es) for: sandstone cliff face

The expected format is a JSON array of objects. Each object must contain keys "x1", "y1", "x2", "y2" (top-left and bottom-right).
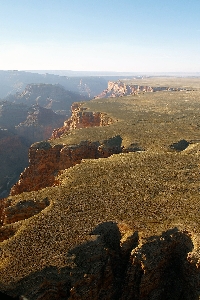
[
  {"x1": 0, "y1": 103, "x2": 66, "y2": 198},
  {"x1": 95, "y1": 80, "x2": 186, "y2": 98},
  {"x1": 10, "y1": 135, "x2": 122, "y2": 195},
  {"x1": 51, "y1": 103, "x2": 114, "y2": 139},
  {"x1": 9, "y1": 103, "x2": 118, "y2": 195}
]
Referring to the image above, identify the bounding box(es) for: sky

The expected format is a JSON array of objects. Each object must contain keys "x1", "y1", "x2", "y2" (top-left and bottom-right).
[{"x1": 0, "y1": 0, "x2": 200, "y2": 72}]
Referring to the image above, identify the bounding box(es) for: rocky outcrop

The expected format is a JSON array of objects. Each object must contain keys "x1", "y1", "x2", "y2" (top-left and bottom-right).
[
  {"x1": 170, "y1": 139, "x2": 190, "y2": 151},
  {"x1": 1, "y1": 225, "x2": 199, "y2": 299},
  {"x1": 51, "y1": 103, "x2": 114, "y2": 139},
  {"x1": 0, "y1": 104, "x2": 66, "y2": 198},
  {"x1": 10, "y1": 135, "x2": 123, "y2": 195},
  {"x1": 3, "y1": 197, "x2": 50, "y2": 225},
  {"x1": 95, "y1": 81, "x2": 187, "y2": 98},
  {"x1": 0, "y1": 196, "x2": 50, "y2": 242},
  {"x1": 121, "y1": 228, "x2": 199, "y2": 299}
]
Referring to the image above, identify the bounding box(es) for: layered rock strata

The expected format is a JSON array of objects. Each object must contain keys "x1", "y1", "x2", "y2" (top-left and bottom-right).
[
  {"x1": 10, "y1": 103, "x2": 117, "y2": 195},
  {"x1": 95, "y1": 80, "x2": 188, "y2": 98},
  {"x1": 51, "y1": 103, "x2": 114, "y2": 139},
  {"x1": 10, "y1": 136, "x2": 122, "y2": 195}
]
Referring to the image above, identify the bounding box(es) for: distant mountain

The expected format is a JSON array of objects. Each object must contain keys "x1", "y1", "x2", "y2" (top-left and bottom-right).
[
  {"x1": 15, "y1": 104, "x2": 66, "y2": 143},
  {"x1": 0, "y1": 70, "x2": 109, "y2": 99},
  {"x1": 5, "y1": 83, "x2": 83, "y2": 116},
  {"x1": 0, "y1": 101, "x2": 28, "y2": 129}
]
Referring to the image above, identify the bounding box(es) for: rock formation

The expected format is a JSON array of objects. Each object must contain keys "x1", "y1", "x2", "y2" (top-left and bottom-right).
[
  {"x1": 6, "y1": 84, "x2": 84, "y2": 116},
  {"x1": 10, "y1": 136, "x2": 123, "y2": 195},
  {"x1": 0, "y1": 70, "x2": 109, "y2": 99},
  {"x1": 1, "y1": 79, "x2": 200, "y2": 299},
  {"x1": 51, "y1": 102, "x2": 114, "y2": 139},
  {"x1": 0, "y1": 101, "x2": 28, "y2": 130},
  {"x1": 121, "y1": 228, "x2": 198, "y2": 299},
  {"x1": 0, "y1": 103, "x2": 66, "y2": 198},
  {"x1": 95, "y1": 80, "x2": 187, "y2": 98},
  {"x1": 9, "y1": 103, "x2": 120, "y2": 195},
  {"x1": 0, "y1": 223, "x2": 199, "y2": 299}
]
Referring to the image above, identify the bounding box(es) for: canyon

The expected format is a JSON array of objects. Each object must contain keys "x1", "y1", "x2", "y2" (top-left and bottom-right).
[
  {"x1": 0, "y1": 70, "x2": 109, "y2": 99},
  {"x1": 1, "y1": 77, "x2": 200, "y2": 299},
  {"x1": 10, "y1": 103, "x2": 121, "y2": 195},
  {"x1": 0, "y1": 101, "x2": 66, "y2": 198}
]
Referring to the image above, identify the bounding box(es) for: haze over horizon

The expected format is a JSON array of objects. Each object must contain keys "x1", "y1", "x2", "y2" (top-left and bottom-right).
[{"x1": 0, "y1": 0, "x2": 200, "y2": 73}]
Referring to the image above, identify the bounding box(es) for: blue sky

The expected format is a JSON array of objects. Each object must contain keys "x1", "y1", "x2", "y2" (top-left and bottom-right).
[{"x1": 0, "y1": 0, "x2": 200, "y2": 72}]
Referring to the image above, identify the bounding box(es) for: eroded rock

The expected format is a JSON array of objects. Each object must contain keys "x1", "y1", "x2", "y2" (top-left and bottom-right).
[
  {"x1": 121, "y1": 228, "x2": 199, "y2": 300},
  {"x1": 10, "y1": 136, "x2": 123, "y2": 196},
  {"x1": 1, "y1": 226, "x2": 199, "y2": 300}
]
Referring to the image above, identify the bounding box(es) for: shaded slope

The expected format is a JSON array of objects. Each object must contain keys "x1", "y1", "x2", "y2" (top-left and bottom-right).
[
  {"x1": 5, "y1": 83, "x2": 84, "y2": 116},
  {"x1": 0, "y1": 130, "x2": 29, "y2": 198},
  {"x1": 0, "y1": 70, "x2": 109, "y2": 99}
]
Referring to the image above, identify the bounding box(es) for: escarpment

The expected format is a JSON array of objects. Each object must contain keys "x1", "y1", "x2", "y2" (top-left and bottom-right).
[
  {"x1": 0, "y1": 196, "x2": 50, "y2": 242},
  {"x1": 51, "y1": 102, "x2": 114, "y2": 139},
  {"x1": 10, "y1": 135, "x2": 122, "y2": 195},
  {"x1": 10, "y1": 103, "x2": 119, "y2": 195},
  {"x1": 95, "y1": 80, "x2": 191, "y2": 98},
  {"x1": 2, "y1": 80, "x2": 200, "y2": 299}
]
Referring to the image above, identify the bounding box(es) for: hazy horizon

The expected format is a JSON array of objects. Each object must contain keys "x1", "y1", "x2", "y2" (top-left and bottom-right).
[{"x1": 1, "y1": 0, "x2": 200, "y2": 72}]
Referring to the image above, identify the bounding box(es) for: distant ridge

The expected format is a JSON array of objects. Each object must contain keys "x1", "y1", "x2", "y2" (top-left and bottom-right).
[{"x1": 24, "y1": 70, "x2": 200, "y2": 77}]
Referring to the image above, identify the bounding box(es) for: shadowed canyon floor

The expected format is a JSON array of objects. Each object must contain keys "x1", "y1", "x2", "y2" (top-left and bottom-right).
[{"x1": 1, "y1": 77, "x2": 200, "y2": 299}]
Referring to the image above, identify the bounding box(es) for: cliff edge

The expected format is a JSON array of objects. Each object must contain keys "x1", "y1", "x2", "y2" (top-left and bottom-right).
[{"x1": 1, "y1": 79, "x2": 200, "y2": 299}]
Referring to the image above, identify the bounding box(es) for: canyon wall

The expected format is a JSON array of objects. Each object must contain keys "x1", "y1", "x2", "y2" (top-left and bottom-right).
[
  {"x1": 95, "y1": 80, "x2": 187, "y2": 98},
  {"x1": 10, "y1": 104, "x2": 120, "y2": 195},
  {"x1": 10, "y1": 136, "x2": 122, "y2": 196},
  {"x1": 51, "y1": 102, "x2": 114, "y2": 139}
]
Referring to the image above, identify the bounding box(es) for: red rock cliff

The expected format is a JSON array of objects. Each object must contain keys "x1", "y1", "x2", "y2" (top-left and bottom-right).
[
  {"x1": 95, "y1": 80, "x2": 186, "y2": 98},
  {"x1": 10, "y1": 136, "x2": 122, "y2": 195},
  {"x1": 10, "y1": 104, "x2": 118, "y2": 195},
  {"x1": 51, "y1": 103, "x2": 114, "y2": 139}
]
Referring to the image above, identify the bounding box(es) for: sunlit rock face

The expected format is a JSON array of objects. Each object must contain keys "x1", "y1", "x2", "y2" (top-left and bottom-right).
[
  {"x1": 95, "y1": 80, "x2": 186, "y2": 99},
  {"x1": 10, "y1": 135, "x2": 123, "y2": 195},
  {"x1": 51, "y1": 102, "x2": 114, "y2": 139},
  {"x1": 10, "y1": 103, "x2": 119, "y2": 195}
]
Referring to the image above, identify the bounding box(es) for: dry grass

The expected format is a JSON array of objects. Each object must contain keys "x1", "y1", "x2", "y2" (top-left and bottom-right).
[
  {"x1": 1, "y1": 78, "x2": 200, "y2": 288},
  {"x1": 122, "y1": 76, "x2": 200, "y2": 90}
]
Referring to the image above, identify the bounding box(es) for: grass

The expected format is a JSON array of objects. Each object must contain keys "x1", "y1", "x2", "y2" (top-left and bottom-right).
[{"x1": 1, "y1": 77, "x2": 200, "y2": 288}]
